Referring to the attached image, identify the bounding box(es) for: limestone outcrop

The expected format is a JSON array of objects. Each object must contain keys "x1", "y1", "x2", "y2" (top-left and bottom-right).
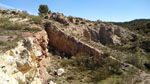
[
  {"x1": 0, "y1": 31, "x2": 50, "y2": 84},
  {"x1": 44, "y1": 13, "x2": 133, "y2": 45}
]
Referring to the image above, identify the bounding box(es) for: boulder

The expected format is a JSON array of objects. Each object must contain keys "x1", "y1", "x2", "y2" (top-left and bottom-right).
[
  {"x1": 7, "y1": 9, "x2": 19, "y2": 15},
  {"x1": 57, "y1": 68, "x2": 65, "y2": 76}
]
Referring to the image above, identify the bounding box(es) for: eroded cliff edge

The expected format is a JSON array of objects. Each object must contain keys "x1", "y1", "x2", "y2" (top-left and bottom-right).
[{"x1": 45, "y1": 22, "x2": 104, "y2": 58}]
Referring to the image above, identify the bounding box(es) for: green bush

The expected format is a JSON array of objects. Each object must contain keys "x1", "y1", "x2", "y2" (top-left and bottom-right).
[
  {"x1": 0, "y1": 18, "x2": 25, "y2": 30},
  {"x1": 60, "y1": 52, "x2": 103, "y2": 70},
  {"x1": 0, "y1": 18, "x2": 10, "y2": 25},
  {"x1": 68, "y1": 16, "x2": 74, "y2": 22},
  {"x1": 91, "y1": 58, "x2": 121, "y2": 82},
  {"x1": 74, "y1": 52, "x2": 104, "y2": 70},
  {"x1": 91, "y1": 67, "x2": 111, "y2": 82},
  {"x1": 60, "y1": 52, "x2": 122, "y2": 83},
  {"x1": 0, "y1": 42, "x2": 5, "y2": 46},
  {"x1": 147, "y1": 23, "x2": 150, "y2": 28},
  {"x1": 1, "y1": 10, "x2": 7, "y2": 14},
  {"x1": 75, "y1": 23, "x2": 79, "y2": 25},
  {"x1": 6, "y1": 23, "x2": 24, "y2": 30},
  {"x1": 38, "y1": 5, "x2": 49, "y2": 14},
  {"x1": 75, "y1": 19, "x2": 80, "y2": 23},
  {"x1": 80, "y1": 21, "x2": 85, "y2": 24},
  {"x1": 29, "y1": 15, "x2": 42, "y2": 24},
  {"x1": 97, "y1": 19, "x2": 102, "y2": 23},
  {"x1": 126, "y1": 51, "x2": 146, "y2": 70},
  {"x1": 24, "y1": 27, "x2": 41, "y2": 32},
  {"x1": 105, "y1": 58, "x2": 121, "y2": 75},
  {"x1": 19, "y1": 11, "x2": 29, "y2": 18}
]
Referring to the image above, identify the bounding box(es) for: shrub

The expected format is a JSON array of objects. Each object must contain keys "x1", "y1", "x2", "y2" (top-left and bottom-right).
[
  {"x1": 105, "y1": 58, "x2": 121, "y2": 75},
  {"x1": 91, "y1": 67, "x2": 111, "y2": 82},
  {"x1": 76, "y1": 19, "x2": 80, "y2": 23},
  {"x1": 97, "y1": 19, "x2": 102, "y2": 23},
  {"x1": 23, "y1": 27, "x2": 41, "y2": 32},
  {"x1": 147, "y1": 23, "x2": 150, "y2": 28},
  {"x1": 0, "y1": 18, "x2": 26, "y2": 30},
  {"x1": 0, "y1": 42, "x2": 5, "y2": 46},
  {"x1": 1, "y1": 10, "x2": 7, "y2": 14},
  {"x1": 0, "y1": 17, "x2": 10, "y2": 22},
  {"x1": 19, "y1": 11, "x2": 29, "y2": 18},
  {"x1": 80, "y1": 21, "x2": 85, "y2": 24},
  {"x1": 6, "y1": 23, "x2": 24, "y2": 30},
  {"x1": 68, "y1": 16, "x2": 74, "y2": 22},
  {"x1": 91, "y1": 58, "x2": 121, "y2": 82},
  {"x1": 38, "y1": 5, "x2": 49, "y2": 14},
  {"x1": 75, "y1": 23, "x2": 79, "y2": 25},
  {"x1": 29, "y1": 15, "x2": 42, "y2": 24},
  {"x1": 60, "y1": 52, "x2": 122, "y2": 83},
  {"x1": 126, "y1": 51, "x2": 145, "y2": 70},
  {"x1": 61, "y1": 52, "x2": 104, "y2": 70}
]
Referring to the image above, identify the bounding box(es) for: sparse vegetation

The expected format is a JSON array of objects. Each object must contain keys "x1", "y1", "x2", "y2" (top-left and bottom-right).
[
  {"x1": 29, "y1": 15, "x2": 42, "y2": 24},
  {"x1": 0, "y1": 10, "x2": 7, "y2": 14},
  {"x1": 113, "y1": 19, "x2": 150, "y2": 36},
  {"x1": 19, "y1": 11, "x2": 29, "y2": 18},
  {"x1": 0, "y1": 18, "x2": 10, "y2": 26},
  {"x1": 107, "y1": 19, "x2": 150, "y2": 72},
  {"x1": 6, "y1": 23, "x2": 25, "y2": 30},
  {"x1": 23, "y1": 27, "x2": 41, "y2": 32},
  {"x1": 60, "y1": 52, "x2": 122, "y2": 83},
  {"x1": 0, "y1": 18, "x2": 26, "y2": 30}
]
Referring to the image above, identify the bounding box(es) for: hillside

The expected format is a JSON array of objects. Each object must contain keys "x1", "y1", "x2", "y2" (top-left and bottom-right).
[
  {"x1": 0, "y1": 8, "x2": 150, "y2": 84},
  {"x1": 113, "y1": 19, "x2": 150, "y2": 36},
  {"x1": 112, "y1": 19, "x2": 150, "y2": 63}
]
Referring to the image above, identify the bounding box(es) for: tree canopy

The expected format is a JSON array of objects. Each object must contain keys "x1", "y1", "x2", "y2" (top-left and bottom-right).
[{"x1": 38, "y1": 5, "x2": 49, "y2": 14}]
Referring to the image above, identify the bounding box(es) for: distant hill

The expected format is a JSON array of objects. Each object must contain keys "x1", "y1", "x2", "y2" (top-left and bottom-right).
[{"x1": 112, "y1": 19, "x2": 150, "y2": 36}]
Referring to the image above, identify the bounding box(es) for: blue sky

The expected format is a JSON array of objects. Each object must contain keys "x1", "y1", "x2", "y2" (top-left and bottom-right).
[{"x1": 0, "y1": 0, "x2": 149, "y2": 22}]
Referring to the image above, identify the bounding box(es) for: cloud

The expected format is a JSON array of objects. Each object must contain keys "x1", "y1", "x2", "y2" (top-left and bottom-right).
[{"x1": 0, "y1": 3, "x2": 15, "y2": 9}]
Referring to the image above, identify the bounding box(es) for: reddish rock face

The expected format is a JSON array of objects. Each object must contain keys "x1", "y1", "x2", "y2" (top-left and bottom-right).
[
  {"x1": 22, "y1": 31, "x2": 51, "y2": 83},
  {"x1": 45, "y1": 23, "x2": 104, "y2": 58},
  {"x1": 33, "y1": 31, "x2": 52, "y2": 83},
  {"x1": 39, "y1": 57, "x2": 52, "y2": 82}
]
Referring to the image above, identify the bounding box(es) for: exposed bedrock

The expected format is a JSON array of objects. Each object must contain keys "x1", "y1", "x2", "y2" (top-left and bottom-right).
[{"x1": 45, "y1": 22, "x2": 104, "y2": 58}]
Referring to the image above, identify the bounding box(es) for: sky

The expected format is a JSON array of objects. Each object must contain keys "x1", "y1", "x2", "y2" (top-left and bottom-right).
[{"x1": 0, "y1": 0, "x2": 149, "y2": 22}]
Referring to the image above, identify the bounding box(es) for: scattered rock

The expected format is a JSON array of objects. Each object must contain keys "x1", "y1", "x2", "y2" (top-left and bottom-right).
[
  {"x1": 48, "y1": 81, "x2": 57, "y2": 84},
  {"x1": 57, "y1": 68, "x2": 65, "y2": 76}
]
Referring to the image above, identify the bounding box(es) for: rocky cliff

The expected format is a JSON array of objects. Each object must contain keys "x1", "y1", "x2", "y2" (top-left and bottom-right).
[
  {"x1": 45, "y1": 22, "x2": 104, "y2": 58},
  {"x1": 44, "y1": 12, "x2": 134, "y2": 46}
]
